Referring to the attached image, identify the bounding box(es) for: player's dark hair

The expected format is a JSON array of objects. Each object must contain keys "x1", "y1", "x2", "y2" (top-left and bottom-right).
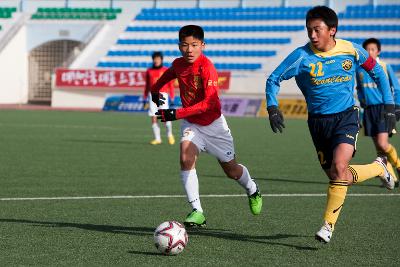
[
  {"x1": 179, "y1": 25, "x2": 204, "y2": 42},
  {"x1": 152, "y1": 51, "x2": 163, "y2": 60},
  {"x1": 362, "y1": 38, "x2": 381, "y2": 52},
  {"x1": 306, "y1": 6, "x2": 338, "y2": 35}
]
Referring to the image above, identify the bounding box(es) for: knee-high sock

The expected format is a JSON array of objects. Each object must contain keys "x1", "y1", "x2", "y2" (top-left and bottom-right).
[
  {"x1": 348, "y1": 162, "x2": 384, "y2": 184},
  {"x1": 181, "y1": 169, "x2": 203, "y2": 212},
  {"x1": 165, "y1": 121, "x2": 173, "y2": 137},
  {"x1": 324, "y1": 180, "x2": 349, "y2": 227},
  {"x1": 152, "y1": 123, "x2": 161, "y2": 141},
  {"x1": 384, "y1": 144, "x2": 400, "y2": 169},
  {"x1": 236, "y1": 164, "x2": 257, "y2": 196}
]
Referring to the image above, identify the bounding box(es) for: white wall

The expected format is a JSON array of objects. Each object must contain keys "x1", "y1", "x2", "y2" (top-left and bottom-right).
[
  {"x1": 0, "y1": 26, "x2": 28, "y2": 103},
  {"x1": 27, "y1": 22, "x2": 99, "y2": 51},
  {"x1": 52, "y1": 89, "x2": 109, "y2": 109}
]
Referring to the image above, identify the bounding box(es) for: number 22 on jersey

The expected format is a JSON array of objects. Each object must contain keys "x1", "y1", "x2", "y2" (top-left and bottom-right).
[{"x1": 309, "y1": 62, "x2": 324, "y2": 77}]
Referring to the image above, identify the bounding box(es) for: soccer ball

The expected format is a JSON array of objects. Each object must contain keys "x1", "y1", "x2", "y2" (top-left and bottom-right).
[{"x1": 154, "y1": 221, "x2": 188, "y2": 255}]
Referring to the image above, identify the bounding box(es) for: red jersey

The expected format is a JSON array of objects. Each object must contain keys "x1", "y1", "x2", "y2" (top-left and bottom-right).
[
  {"x1": 144, "y1": 66, "x2": 174, "y2": 99},
  {"x1": 152, "y1": 54, "x2": 221, "y2": 126}
]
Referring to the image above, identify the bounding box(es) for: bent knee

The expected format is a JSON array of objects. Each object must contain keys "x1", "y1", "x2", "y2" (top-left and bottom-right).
[
  {"x1": 180, "y1": 156, "x2": 195, "y2": 170},
  {"x1": 222, "y1": 165, "x2": 242, "y2": 180},
  {"x1": 330, "y1": 163, "x2": 349, "y2": 179}
]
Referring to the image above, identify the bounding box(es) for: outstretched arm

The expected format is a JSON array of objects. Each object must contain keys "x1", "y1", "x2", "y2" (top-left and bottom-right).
[{"x1": 265, "y1": 48, "x2": 303, "y2": 133}]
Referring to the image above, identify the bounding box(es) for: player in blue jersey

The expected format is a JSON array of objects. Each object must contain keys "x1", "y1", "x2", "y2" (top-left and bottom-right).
[
  {"x1": 356, "y1": 38, "x2": 400, "y2": 187},
  {"x1": 265, "y1": 6, "x2": 397, "y2": 243}
]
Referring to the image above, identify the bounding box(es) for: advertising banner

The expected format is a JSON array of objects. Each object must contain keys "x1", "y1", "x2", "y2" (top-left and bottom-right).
[
  {"x1": 55, "y1": 69, "x2": 231, "y2": 90},
  {"x1": 103, "y1": 95, "x2": 147, "y2": 112},
  {"x1": 103, "y1": 95, "x2": 183, "y2": 112},
  {"x1": 257, "y1": 99, "x2": 307, "y2": 118},
  {"x1": 220, "y1": 97, "x2": 262, "y2": 117}
]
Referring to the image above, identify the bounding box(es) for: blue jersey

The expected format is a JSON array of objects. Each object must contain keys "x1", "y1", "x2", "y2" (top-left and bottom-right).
[
  {"x1": 266, "y1": 39, "x2": 394, "y2": 115},
  {"x1": 356, "y1": 59, "x2": 400, "y2": 106}
]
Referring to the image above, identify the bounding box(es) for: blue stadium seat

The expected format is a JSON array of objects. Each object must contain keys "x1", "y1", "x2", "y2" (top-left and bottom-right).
[
  {"x1": 381, "y1": 51, "x2": 400, "y2": 58},
  {"x1": 116, "y1": 38, "x2": 290, "y2": 45},
  {"x1": 134, "y1": 6, "x2": 313, "y2": 21},
  {"x1": 343, "y1": 5, "x2": 400, "y2": 19}
]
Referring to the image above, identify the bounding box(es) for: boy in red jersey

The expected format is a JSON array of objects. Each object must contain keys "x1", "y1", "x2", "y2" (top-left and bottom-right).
[
  {"x1": 144, "y1": 52, "x2": 175, "y2": 145},
  {"x1": 151, "y1": 25, "x2": 262, "y2": 227}
]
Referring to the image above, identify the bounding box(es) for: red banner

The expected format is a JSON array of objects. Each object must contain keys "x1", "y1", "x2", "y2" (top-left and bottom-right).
[{"x1": 55, "y1": 68, "x2": 230, "y2": 90}]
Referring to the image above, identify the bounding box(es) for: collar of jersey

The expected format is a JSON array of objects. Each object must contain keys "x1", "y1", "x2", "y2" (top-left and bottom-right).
[{"x1": 309, "y1": 39, "x2": 354, "y2": 58}]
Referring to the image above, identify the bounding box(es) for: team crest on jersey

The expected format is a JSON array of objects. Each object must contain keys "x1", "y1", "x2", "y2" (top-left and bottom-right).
[
  {"x1": 342, "y1": 59, "x2": 353, "y2": 71},
  {"x1": 194, "y1": 75, "x2": 203, "y2": 89}
]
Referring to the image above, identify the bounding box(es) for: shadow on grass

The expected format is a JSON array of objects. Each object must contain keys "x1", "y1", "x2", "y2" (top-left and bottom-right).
[
  {"x1": 128, "y1": 251, "x2": 163, "y2": 256},
  {"x1": 188, "y1": 228, "x2": 318, "y2": 251},
  {"x1": 202, "y1": 174, "x2": 382, "y2": 188},
  {"x1": 0, "y1": 218, "x2": 317, "y2": 251}
]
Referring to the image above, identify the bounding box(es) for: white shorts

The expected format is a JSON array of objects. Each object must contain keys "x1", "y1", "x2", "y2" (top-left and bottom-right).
[
  {"x1": 180, "y1": 115, "x2": 235, "y2": 163},
  {"x1": 148, "y1": 92, "x2": 169, "y2": 116}
]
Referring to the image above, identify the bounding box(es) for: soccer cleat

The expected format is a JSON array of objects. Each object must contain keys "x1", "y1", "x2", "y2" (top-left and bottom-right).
[
  {"x1": 150, "y1": 139, "x2": 162, "y2": 145},
  {"x1": 248, "y1": 189, "x2": 262, "y2": 215},
  {"x1": 183, "y1": 209, "x2": 206, "y2": 227},
  {"x1": 315, "y1": 221, "x2": 334, "y2": 243},
  {"x1": 396, "y1": 168, "x2": 400, "y2": 188},
  {"x1": 168, "y1": 135, "x2": 175, "y2": 145},
  {"x1": 375, "y1": 156, "x2": 395, "y2": 190}
]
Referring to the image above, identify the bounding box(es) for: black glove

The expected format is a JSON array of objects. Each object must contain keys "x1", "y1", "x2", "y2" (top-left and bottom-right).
[
  {"x1": 267, "y1": 106, "x2": 285, "y2": 133},
  {"x1": 382, "y1": 104, "x2": 396, "y2": 136},
  {"x1": 156, "y1": 109, "x2": 177, "y2": 122},
  {"x1": 395, "y1": 104, "x2": 400, "y2": 121},
  {"x1": 151, "y1": 92, "x2": 166, "y2": 107}
]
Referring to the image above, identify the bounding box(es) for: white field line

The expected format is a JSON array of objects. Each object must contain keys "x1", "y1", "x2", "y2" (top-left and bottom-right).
[{"x1": 0, "y1": 193, "x2": 399, "y2": 201}]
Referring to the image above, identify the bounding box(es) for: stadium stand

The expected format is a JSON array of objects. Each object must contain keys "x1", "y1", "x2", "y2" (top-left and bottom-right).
[
  {"x1": 31, "y1": 7, "x2": 122, "y2": 20},
  {"x1": 97, "y1": 6, "x2": 309, "y2": 71},
  {"x1": 97, "y1": 4, "x2": 400, "y2": 74}
]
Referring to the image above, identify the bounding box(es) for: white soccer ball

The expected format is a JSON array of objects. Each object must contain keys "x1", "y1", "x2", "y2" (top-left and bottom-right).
[{"x1": 154, "y1": 221, "x2": 188, "y2": 255}]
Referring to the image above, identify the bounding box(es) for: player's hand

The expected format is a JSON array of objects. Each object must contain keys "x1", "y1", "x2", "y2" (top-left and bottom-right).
[
  {"x1": 395, "y1": 105, "x2": 400, "y2": 121},
  {"x1": 382, "y1": 104, "x2": 396, "y2": 136},
  {"x1": 151, "y1": 93, "x2": 166, "y2": 107},
  {"x1": 267, "y1": 106, "x2": 285, "y2": 133},
  {"x1": 156, "y1": 109, "x2": 177, "y2": 122}
]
